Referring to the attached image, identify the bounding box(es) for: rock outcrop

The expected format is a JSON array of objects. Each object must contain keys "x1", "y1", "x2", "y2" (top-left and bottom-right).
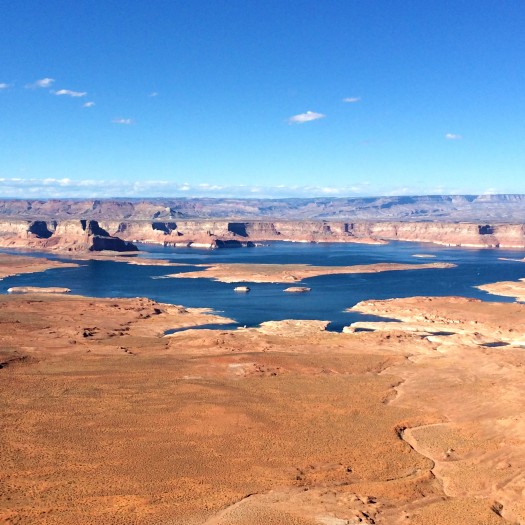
[
  {"x1": 0, "y1": 219, "x2": 137, "y2": 253},
  {"x1": 1, "y1": 218, "x2": 524, "y2": 250},
  {"x1": 102, "y1": 219, "x2": 525, "y2": 249}
]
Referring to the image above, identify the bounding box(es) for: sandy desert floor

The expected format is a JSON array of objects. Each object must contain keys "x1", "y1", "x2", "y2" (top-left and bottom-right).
[{"x1": 1, "y1": 255, "x2": 524, "y2": 524}]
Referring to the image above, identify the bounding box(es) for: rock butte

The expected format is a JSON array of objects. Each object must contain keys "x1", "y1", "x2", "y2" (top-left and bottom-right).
[{"x1": 1, "y1": 252, "x2": 525, "y2": 524}]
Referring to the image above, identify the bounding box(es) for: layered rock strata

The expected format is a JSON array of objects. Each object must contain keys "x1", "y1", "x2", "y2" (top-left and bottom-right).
[
  {"x1": 0, "y1": 219, "x2": 524, "y2": 250},
  {"x1": 101, "y1": 219, "x2": 525, "y2": 248},
  {"x1": 0, "y1": 219, "x2": 137, "y2": 252}
]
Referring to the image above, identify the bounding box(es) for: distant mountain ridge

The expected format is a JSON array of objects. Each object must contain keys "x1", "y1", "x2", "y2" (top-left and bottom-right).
[{"x1": 0, "y1": 194, "x2": 523, "y2": 222}]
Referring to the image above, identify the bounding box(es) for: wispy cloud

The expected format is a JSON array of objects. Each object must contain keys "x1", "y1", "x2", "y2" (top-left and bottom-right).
[
  {"x1": 149, "y1": 91, "x2": 158, "y2": 97},
  {"x1": 112, "y1": 118, "x2": 134, "y2": 125},
  {"x1": 445, "y1": 133, "x2": 463, "y2": 140},
  {"x1": 0, "y1": 178, "x2": 378, "y2": 199},
  {"x1": 288, "y1": 111, "x2": 326, "y2": 124},
  {"x1": 54, "y1": 89, "x2": 87, "y2": 97},
  {"x1": 0, "y1": 83, "x2": 11, "y2": 90},
  {"x1": 26, "y1": 77, "x2": 55, "y2": 88},
  {"x1": 0, "y1": 177, "x2": 517, "y2": 199},
  {"x1": 83, "y1": 101, "x2": 95, "y2": 108},
  {"x1": 342, "y1": 97, "x2": 361, "y2": 103}
]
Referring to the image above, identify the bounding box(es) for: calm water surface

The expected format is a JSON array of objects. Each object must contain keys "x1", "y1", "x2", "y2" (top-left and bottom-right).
[{"x1": 1, "y1": 241, "x2": 524, "y2": 331}]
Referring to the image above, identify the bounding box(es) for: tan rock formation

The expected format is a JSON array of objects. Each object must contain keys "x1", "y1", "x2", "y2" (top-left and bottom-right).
[
  {"x1": 168, "y1": 261, "x2": 455, "y2": 283},
  {"x1": 2, "y1": 217, "x2": 525, "y2": 250},
  {"x1": 476, "y1": 278, "x2": 525, "y2": 302},
  {"x1": 0, "y1": 219, "x2": 137, "y2": 252}
]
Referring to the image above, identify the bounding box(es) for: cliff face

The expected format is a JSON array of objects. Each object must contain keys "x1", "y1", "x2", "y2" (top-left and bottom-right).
[
  {"x1": 346, "y1": 222, "x2": 525, "y2": 248},
  {"x1": 101, "y1": 220, "x2": 525, "y2": 249},
  {"x1": 0, "y1": 219, "x2": 137, "y2": 252},
  {"x1": 1, "y1": 218, "x2": 524, "y2": 250}
]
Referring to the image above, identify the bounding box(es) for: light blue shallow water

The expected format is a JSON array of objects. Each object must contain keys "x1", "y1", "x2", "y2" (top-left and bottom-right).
[{"x1": 1, "y1": 241, "x2": 524, "y2": 331}]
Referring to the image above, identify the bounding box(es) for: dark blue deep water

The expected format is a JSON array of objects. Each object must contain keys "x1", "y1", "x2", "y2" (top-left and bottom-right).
[{"x1": 1, "y1": 241, "x2": 524, "y2": 331}]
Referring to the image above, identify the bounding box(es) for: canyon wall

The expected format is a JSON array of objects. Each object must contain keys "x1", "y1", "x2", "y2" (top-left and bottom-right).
[
  {"x1": 0, "y1": 219, "x2": 138, "y2": 252},
  {"x1": 2, "y1": 219, "x2": 523, "y2": 251},
  {"x1": 116, "y1": 220, "x2": 524, "y2": 248}
]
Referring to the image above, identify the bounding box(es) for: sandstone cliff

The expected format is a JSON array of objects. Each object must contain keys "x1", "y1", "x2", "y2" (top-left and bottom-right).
[
  {"x1": 0, "y1": 219, "x2": 137, "y2": 253},
  {"x1": 1, "y1": 218, "x2": 523, "y2": 250},
  {"x1": 91, "y1": 219, "x2": 525, "y2": 249}
]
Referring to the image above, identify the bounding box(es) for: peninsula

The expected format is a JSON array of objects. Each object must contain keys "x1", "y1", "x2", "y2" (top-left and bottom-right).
[{"x1": 169, "y1": 261, "x2": 455, "y2": 283}]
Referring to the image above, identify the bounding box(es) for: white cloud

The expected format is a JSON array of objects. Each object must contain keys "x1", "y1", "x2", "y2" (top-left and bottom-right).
[
  {"x1": 288, "y1": 111, "x2": 326, "y2": 124},
  {"x1": 342, "y1": 97, "x2": 361, "y2": 103},
  {"x1": 42, "y1": 177, "x2": 71, "y2": 186},
  {"x1": 445, "y1": 133, "x2": 462, "y2": 140},
  {"x1": 83, "y1": 101, "x2": 95, "y2": 108},
  {"x1": 0, "y1": 83, "x2": 11, "y2": 89},
  {"x1": 149, "y1": 91, "x2": 158, "y2": 97},
  {"x1": 0, "y1": 178, "x2": 380, "y2": 199},
  {"x1": 112, "y1": 118, "x2": 134, "y2": 125},
  {"x1": 26, "y1": 77, "x2": 55, "y2": 88},
  {"x1": 54, "y1": 89, "x2": 87, "y2": 97},
  {"x1": 1, "y1": 178, "x2": 516, "y2": 200}
]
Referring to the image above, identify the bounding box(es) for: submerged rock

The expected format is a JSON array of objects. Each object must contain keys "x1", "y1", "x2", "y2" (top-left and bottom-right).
[
  {"x1": 8, "y1": 286, "x2": 71, "y2": 294},
  {"x1": 284, "y1": 286, "x2": 311, "y2": 293}
]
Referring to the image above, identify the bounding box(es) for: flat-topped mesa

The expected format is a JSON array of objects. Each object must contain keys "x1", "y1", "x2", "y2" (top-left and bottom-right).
[
  {"x1": 97, "y1": 220, "x2": 525, "y2": 249},
  {"x1": 347, "y1": 222, "x2": 525, "y2": 248},
  {"x1": 0, "y1": 219, "x2": 137, "y2": 253},
  {"x1": 98, "y1": 219, "x2": 380, "y2": 248},
  {"x1": 1, "y1": 218, "x2": 525, "y2": 250}
]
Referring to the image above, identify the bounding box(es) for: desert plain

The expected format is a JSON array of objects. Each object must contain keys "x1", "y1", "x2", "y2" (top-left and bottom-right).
[{"x1": 1, "y1": 253, "x2": 525, "y2": 524}]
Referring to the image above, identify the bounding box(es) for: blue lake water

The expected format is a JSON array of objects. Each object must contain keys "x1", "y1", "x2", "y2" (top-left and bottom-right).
[{"x1": 1, "y1": 241, "x2": 524, "y2": 331}]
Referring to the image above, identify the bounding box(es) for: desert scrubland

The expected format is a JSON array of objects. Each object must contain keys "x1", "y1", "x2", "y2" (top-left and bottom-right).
[{"x1": 1, "y1": 253, "x2": 525, "y2": 524}]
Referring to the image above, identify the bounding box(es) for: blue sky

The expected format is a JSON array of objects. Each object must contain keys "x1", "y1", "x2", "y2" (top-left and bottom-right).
[{"x1": 1, "y1": 0, "x2": 524, "y2": 198}]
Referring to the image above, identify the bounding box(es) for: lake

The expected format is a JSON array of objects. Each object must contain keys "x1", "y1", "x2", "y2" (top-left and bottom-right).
[{"x1": 1, "y1": 241, "x2": 524, "y2": 331}]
